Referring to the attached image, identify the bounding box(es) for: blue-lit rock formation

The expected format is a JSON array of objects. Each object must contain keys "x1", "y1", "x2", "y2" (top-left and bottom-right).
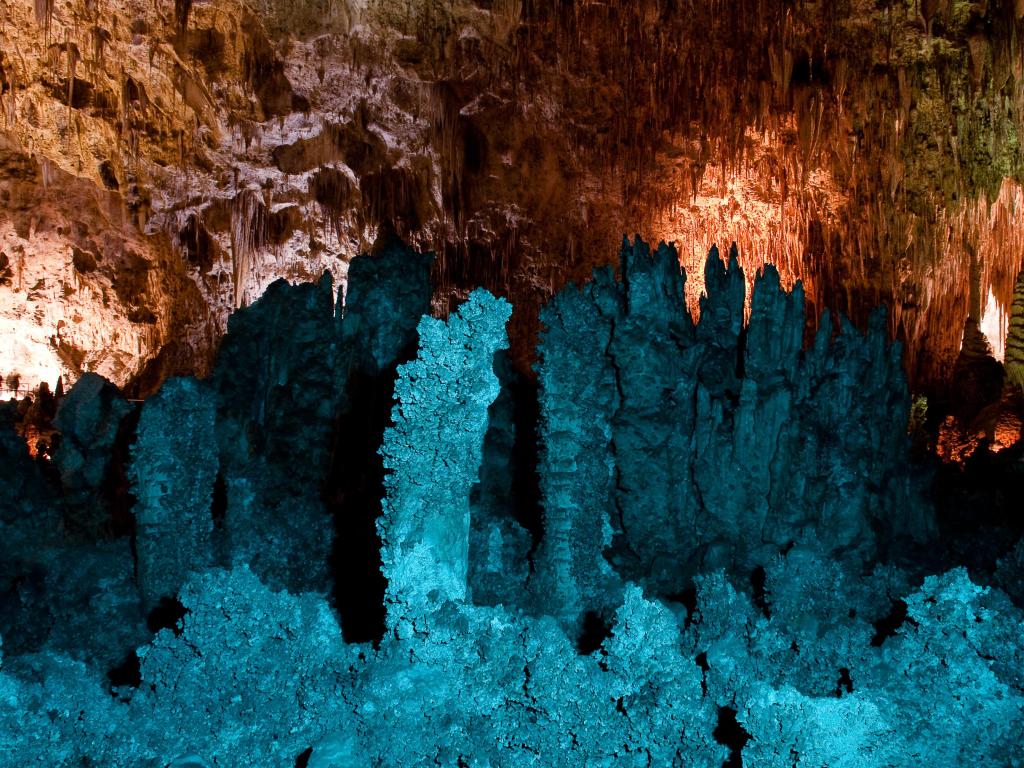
[
  {"x1": 0, "y1": 384, "x2": 142, "y2": 670},
  {"x1": 209, "y1": 236, "x2": 433, "y2": 597},
  {"x1": 339, "y1": 242, "x2": 435, "y2": 377},
  {"x1": 467, "y1": 350, "x2": 534, "y2": 608},
  {"x1": 130, "y1": 377, "x2": 218, "y2": 606},
  {"x1": 531, "y1": 267, "x2": 623, "y2": 624},
  {"x1": 379, "y1": 289, "x2": 512, "y2": 634},
  {"x1": 0, "y1": 239, "x2": 1022, "y2": 767},
  {"x1": 0, "y1": 400, "x2": 61, "y2": 530},
  {"x1": 326, "y1": 238, "x2": 434, "y2": 641},
  {"x1": 533, "y1": 239, "x2": 930, "y2": 615},
  {"x1": 212, "y1": 273, "x2": 340, "y2": 592},
  {"x1": 52, "y1": 372, "x2": 132, "y2": 537}
]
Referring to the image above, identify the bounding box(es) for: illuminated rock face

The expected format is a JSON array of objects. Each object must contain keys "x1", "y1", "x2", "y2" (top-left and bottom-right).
[
  {"x1": 0, "y1": 138, "x2": 207, "y2": 394},
  {"x1": 3, "y1": 0, "x2": 1024, "y2": 393},
  {"x1": 379, "y1": 289, "x2": 512, "y2": 634}
]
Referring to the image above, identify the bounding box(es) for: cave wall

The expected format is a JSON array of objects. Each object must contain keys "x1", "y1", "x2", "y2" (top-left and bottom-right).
[{"x1": 3, "y1": 0, "x2": 1024, "y2": 394}]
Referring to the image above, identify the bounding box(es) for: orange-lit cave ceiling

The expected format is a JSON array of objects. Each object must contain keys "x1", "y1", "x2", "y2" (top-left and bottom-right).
[{"x1": 2, "y1": 0, "x2": 1024, "y2": 394}]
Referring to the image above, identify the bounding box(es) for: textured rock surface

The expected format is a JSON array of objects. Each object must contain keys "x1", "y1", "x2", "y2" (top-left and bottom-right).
[
  {"x1": 1, "y1": 240, "x2": 1023, "y2": 765},
  {"x1": 327, "y1": 237, "x2": 434, "y2": 640},
  {"x1": 1008, "y1": 268, "x2": 1024, "y2": 392},
  {"x1": 3, "y1": 0, "x2": 1024, "y2": 396},
  {"x1": 379, "y1": 288, "x2": 512, "y2": 632},
  {"x1": 467, "y1": 350, "x2": 533, "y2": 608},
  {"x1": 212, "y1": 273, "x2": 339, "y2": 591},
  {"x1": 0, "y1": 399, "x2": 61, "y2": 527},
  {"x1": 339, "y1": 236, "x2": 435, "y2": 376},
  {"x1": 534, "y1": 238, "x2": 930, "y2": 609},
  {"x1": 52, "y1": 371, "x2": 131, "y2": 536},
  {"x1": 130, "y1": 376, "x2": 218, "y2": 605},
  {"x1": 531, "y1": 269, "x2": 622, "y2": 622}
]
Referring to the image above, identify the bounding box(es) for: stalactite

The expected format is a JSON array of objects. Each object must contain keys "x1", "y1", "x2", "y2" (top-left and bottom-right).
[
  {"x1": 230, "y1": 189, "x2": 267, "y2": 309},
  {"x1": 4, "y1": 0, "x2": 1024, "y2": 398},
  {"x1": 64, "y1": 31, "x2": 74, "y2": 134},
  {"x1": 174, "y1": 0, "x2": 193, "y2": 37},
  {"x1": 34, "y1": 0, "x2": 54, "y2": 33},
  {"x1": 310, "y1": 166, "x2": 354, "y2": 241},
  {"x1": 500, "y1": 0, "x2": 1024, "y2": 386},
  {"x1": 90, "y1": 26, "x2": 110, "y2": 69},
  {"x1": 0, "y1": 51, "x2": 14, "y2": 129}
]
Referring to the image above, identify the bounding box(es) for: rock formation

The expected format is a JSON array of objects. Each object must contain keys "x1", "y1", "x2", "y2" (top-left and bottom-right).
[
  {"x1": 2, "y1": 0, "x2": 1024, "y2": 397},
  {"x1": 379, "y1": 288, "x2": 511, "y2": 634},
  {"x1": 0, "y1": 238, "x2": 1022, "y2": 765},
  {"x1": 130, "y1": 376, "x2": 218, "y2": 605},
  {"x1": 212, "y1": 273, "x2": 339, "y2": 591},
  {"x1": 52, "y1": 371, "x2": 131, "y2": 536},
  {"x1": 534, "y1": 238, "x2": 930, "y2": 617}
]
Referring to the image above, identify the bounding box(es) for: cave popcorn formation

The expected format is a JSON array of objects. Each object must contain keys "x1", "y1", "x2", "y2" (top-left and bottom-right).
[{"x1": 1, "y1": 238, "x2": 1023, "y2": 766}]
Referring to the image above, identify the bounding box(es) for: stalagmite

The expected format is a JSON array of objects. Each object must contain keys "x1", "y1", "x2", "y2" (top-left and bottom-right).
[
  {"x1": 52, "y1": 372, "x2": 131, "y2": 537},
  {"x1": 0, "y1": 0, "x2": 1022, "y2": 758},
  {"x1": 531, "y1": 265, "x2": 622, "y2": 624},
  {"x1": 534, "y1": 238, "x2": 930, "y2": 607},
  {"x1": 0, "y1": 233, "x2": 1021, "y2": 764},
  {"x1": 212, "y1": 274, "x2": 338, "y2": 592},
  {"x1": 379, "y1": 289, "x2": 512, "y2": 634}
]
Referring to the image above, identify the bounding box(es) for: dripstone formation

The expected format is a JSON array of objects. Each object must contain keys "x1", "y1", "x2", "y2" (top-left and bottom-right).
[
  {"x1": 6, "y1": 0, "x2": 1024, "y2": 398},
  {"x1": 532, "y1": 240, "x2": 931, "y2": 623},
  {"x1": 1, "y1": 239, "x2": 1022, "y2": 767}
]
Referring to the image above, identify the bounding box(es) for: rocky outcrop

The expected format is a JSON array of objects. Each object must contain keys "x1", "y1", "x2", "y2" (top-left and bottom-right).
[
  {"x1": 52, "y1": 372, "x2": 131, "y2": 536},
  {"x1": 212, "y1": 269, "x2": 344, "y2": 593},
  {"x1": 0, "y1": 394, "x2": 143, "y2": 670},
  {"x1": 326, "y1": 237, "x2": 434, "y2": 640},
  {"x1": 0, "y1": 241, "x2": 440, "y2": 666},
  {"x1": 0, "y1": 132, "x2": 208, "y2": 393},
  {"x1": 531, "y1": 268, "x2": 623, "y2": 623},
  {"x1": 338, "y1": 236, "x2": 435, "y2": 377},
  {"x1": 0, "y1": 399, "x2": 61, "y2": 529},
  {"x1": 932, "y1": 275, "x2": 1024, "y2": 463}
]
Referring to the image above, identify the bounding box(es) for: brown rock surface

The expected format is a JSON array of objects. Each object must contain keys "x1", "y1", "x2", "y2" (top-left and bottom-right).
[{"x1": 2, "y1": 0, "x2": 1024, "y2": 391}]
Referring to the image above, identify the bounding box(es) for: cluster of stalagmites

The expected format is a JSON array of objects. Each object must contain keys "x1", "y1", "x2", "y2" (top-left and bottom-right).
[{"x1": 1, "y1": 238, "x2": 1023, "y2": 766}]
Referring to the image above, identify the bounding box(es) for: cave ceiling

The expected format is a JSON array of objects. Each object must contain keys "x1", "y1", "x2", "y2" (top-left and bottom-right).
[{"x1": 2, "y1": 0, "x2": 1024, "y2": 393}]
